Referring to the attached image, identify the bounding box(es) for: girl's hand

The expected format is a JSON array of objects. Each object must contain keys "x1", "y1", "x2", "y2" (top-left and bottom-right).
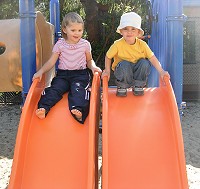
[
  {"x1": 32, "y1": 70, "x2": 43, "y2": 82},
  {"x1": 91, "y1": 66, "x2": 102, "y2": 75}
]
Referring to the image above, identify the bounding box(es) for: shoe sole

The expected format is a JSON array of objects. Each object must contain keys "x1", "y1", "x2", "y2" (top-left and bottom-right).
[
  {"x1": 116, "y1": 88, "x2": 127, "y2": 97},
  {"x1": 116, "y1": 93, "x2": 127, "y2": 97},
  {"x1": 133, "y1": 92, "x2": 144, "y2": 96},
  {"x1": 133, "y1": 87, "x2": 144, "y2": 96}
]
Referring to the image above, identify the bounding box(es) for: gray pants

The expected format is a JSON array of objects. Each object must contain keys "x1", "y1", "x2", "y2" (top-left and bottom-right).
[{"x1": 114, "y1": 59, "x2": 151, "y2": 88}]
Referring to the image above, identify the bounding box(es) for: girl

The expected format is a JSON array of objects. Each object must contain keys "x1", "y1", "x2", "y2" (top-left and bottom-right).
[{"x1": 32, "y1": 12, "x2": 101, "y2": 123}]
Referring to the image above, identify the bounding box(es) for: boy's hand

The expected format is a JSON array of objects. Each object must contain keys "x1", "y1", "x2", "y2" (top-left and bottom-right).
[
  {"x1": 160, "y1": 70, "x2": 170, "y2": 81},
  {"x1": 101, "y1": 70, "x2": 110, "y2": 80}
]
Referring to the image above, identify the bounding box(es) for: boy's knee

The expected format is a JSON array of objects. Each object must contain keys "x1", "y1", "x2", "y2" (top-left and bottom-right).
[
  {"x1": 117, "y1": 61, "x2": 132, "y2": 71},
  {"x1": 138, "y1": 59, "x2": 151, "y2": 69},
  {"x1": 120, "y1": 60, "x2": 132, "y2": 67},
  {"x1": 138, "y1": 58, "x2": 150, "y2": 65}
]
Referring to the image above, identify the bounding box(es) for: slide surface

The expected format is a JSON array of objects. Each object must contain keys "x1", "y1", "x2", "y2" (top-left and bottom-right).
[
  {"x1": 102, "y1": 77, "x2": 188, "y2": 189},
  {"x1": 9, "y1": 73, "x2": 100, "y2": 189}
]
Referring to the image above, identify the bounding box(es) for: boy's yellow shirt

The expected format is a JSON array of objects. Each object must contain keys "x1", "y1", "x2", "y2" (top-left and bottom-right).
[{"x1": 106, "y1": 37, "x2": 154, "y2": 70}]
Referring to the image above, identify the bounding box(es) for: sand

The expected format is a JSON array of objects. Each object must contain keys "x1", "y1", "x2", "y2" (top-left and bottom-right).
[{"x1": 0, "y1": 102, "x2": 200, "y2": 189}]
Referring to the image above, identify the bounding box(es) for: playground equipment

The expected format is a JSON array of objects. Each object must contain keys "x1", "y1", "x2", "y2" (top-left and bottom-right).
[
  {"x1": 100, "y1": 1, "x2": 188, "y2": 188},
  {"x1": 148, "y1": 0, "x2": 186, "y2": 111},
  {"x1": 0, "y1": 19, "x2": 21, "y2": 92},
  {"x1": 8, "y1": 73, "x2": 100, "y2": 189},
  {"x1": 102, "y1": 76, "x2": 188, "y2": 189},
  {"x1": 2, "y1": 0, "x2": 188, "y2": 188},
  {"x1": 0, "y1": 42, "x2": 6, "y2": 55},
  {"x1": 8, "y1": 1, "x2": 101, "y2": 188},
  {"x1": 0, "y1": 12, "x2": 54, "y2": 92}
]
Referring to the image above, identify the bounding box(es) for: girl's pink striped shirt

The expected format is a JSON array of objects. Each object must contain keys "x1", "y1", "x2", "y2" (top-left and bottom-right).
[{"x1": 53, "y1": 38, "x2": 91, "y2": 70}]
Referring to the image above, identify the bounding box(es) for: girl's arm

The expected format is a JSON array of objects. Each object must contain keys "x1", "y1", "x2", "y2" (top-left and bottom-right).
[
  {"x1": 32, "y1": 52, "x2": 59, "y2": 81},
  {"x1": 86, "y1": 51, "x2": 102, "y2": 74}
]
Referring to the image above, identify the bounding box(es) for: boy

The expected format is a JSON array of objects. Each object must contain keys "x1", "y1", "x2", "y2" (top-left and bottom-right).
[{"x1": 102, "y1": 12, "x2": 169, "y2": 96}]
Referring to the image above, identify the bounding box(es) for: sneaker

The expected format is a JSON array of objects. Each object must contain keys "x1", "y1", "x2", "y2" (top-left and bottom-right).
[
  {"x1": 116, "y1": 87, "x2": 127, "y2": 97},
  {"x1": 133, "y1": 87, "x2": 144, "y2": 96}
]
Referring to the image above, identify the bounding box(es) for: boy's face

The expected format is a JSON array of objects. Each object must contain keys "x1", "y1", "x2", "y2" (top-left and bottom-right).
[
  {"x1": 120, "y1": 26, "x2": 141, "y2": 45},
  {"x1": 62, "y1": 22, "x2": 84, "y2": 44}
]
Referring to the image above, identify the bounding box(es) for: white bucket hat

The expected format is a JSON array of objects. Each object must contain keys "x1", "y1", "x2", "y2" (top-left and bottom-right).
[{"x1": 116, "y1": 12, "x2": 144, "y2": 36}]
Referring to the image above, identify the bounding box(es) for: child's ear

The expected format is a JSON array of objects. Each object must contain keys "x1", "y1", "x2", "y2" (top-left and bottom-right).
[
  {"x1": 62, "y1": 27, "x2": 67, "y2": 34},
  {"x1": 138, "y1": 30, "x2": 143, "y2": 37}
]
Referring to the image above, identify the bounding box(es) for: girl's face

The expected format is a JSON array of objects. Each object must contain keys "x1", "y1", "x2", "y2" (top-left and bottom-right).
[
  {"x1": 120, "y1": 26, "x2": 141, "y2": 45},
  {"x1": 62, "y1": 22, "x2": 84, "y2": 44}
]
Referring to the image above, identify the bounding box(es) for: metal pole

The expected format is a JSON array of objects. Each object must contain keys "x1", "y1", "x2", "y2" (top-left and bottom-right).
[
  {"x1": 19, "y1": 0, "x2": 36, "y2": 102},
  {"x1": 50, "y1": 0, "x2": 61, "y2": 42},
  {"x1": 148, "y1": 0, "x2": 168, "y2": 87},
  {"x1": 166, "y1": 0, "x2": 186, "y2": 109},
  {"x1": 50, "y1": 0, "x2": 61, "y2": 69}
]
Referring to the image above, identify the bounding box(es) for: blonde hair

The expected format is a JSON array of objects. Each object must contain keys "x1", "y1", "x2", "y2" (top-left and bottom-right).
[{"x1": 61, "y1": 12, "x2": 84, "y2": 39}]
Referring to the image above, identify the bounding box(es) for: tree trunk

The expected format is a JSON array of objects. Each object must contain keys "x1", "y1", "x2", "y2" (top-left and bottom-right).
[{"x1": 80, "y1": 0, "x2": 100, "y2": 43}]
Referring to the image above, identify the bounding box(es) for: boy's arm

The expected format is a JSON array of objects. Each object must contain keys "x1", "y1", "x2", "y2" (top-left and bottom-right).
[
  {"x1": 32, "y1": 52, "x2": 59, "y2": 81},
  {"x1": 102, "y1": 56, "x2": 112, "y2": 80},
  {"x1": 149, "y1": 55, "x2": 170, "y2": 80}
]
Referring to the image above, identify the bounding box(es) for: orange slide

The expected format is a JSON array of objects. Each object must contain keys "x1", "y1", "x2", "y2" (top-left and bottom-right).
[
  {"x1": 102, "y1": 76, "x2": 189, "y2": 189},
  {"x1": 8, "y1": 72, "x2": 101, "y2": 189}
]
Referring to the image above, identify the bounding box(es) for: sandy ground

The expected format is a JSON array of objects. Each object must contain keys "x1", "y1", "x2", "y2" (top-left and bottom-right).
[{"x1": 0, "y1": 102, "x2": 200, "y2": 189}]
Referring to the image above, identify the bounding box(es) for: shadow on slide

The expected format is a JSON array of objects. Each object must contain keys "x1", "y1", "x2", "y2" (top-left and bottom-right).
[
  {"x1": 102, "y1": 76, "x2": 188, "y2": 189},
  {"x1": 9, "y1": 72, "x2": 101, "y2": 189}
]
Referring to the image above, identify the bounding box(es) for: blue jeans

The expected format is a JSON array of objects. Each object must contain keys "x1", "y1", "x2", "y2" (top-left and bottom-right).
[
  {"x1": 38, "y1": 69, "x2": 91, "y2": 123},
  {"x1": 114, "y1": 59, "x2": 151, "y2": 88}
]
